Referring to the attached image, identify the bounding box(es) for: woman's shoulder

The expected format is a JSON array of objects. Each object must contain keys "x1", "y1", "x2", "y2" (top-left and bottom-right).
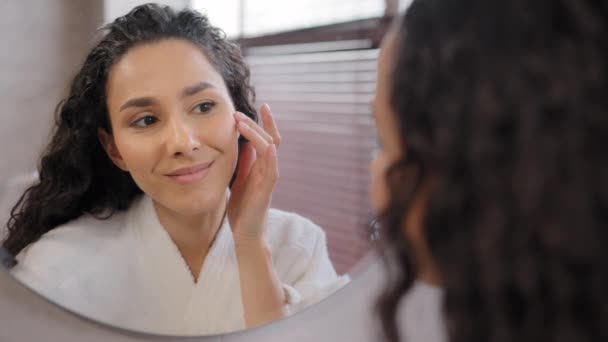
[
  {"x1": 266, "y1": 208, "x2": 326, "y2": 254},
  {"x1": 20, "y1": 211, "x2": 128, "y2": 257},
  {"x1": 12, "y1": 210, "x2": 130, "y2": 286}
]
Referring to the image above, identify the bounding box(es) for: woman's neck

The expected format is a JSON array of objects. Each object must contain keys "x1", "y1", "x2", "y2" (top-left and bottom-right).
[
  {"x1": 405, "y1": 178, "x2": 443, "y2": 287},
  {"x1": 414, "y1": 246, "x2": 442, "y2": 287},
  {"x1": 152, "y1": 195, "x2": 227, "y2": 281}
]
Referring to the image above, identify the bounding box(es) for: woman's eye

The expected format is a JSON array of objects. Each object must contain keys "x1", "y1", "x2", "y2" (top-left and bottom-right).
[
  {"x1": 194, "y1": 102, "x2": 215, "y2": 113},
  {"x1": 131, "y1": 115, "x2": 157, "y2": 128}
]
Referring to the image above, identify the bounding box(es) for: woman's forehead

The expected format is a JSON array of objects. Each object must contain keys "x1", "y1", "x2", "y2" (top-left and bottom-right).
[{"x1": 106, "y1": 39, "x2": 227, "y2": 103}]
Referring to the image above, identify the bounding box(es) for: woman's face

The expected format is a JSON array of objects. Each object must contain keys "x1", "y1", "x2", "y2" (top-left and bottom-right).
[
  {"x1": 371, "y1": 31, "x2": 403, "y2": 214},
  {"x1": 102, "y1": 38, "x2": 239, "y2": 217},
  {"x1": 371, "y1": 31, "x2": 441, "y2": 284}
]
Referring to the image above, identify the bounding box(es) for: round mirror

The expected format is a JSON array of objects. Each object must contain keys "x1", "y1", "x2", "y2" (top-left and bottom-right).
[{"x1": 0, "y1": 0, "x2": 394, "y2": 337}]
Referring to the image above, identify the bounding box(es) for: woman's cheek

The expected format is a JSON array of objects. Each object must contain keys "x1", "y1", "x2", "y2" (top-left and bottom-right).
[
  {"x1": 370, "y1": 153, "x2": 390, "y2": 214},
  {"x1": 211, "y1": 113, "x2": 240, "y2": 167}
]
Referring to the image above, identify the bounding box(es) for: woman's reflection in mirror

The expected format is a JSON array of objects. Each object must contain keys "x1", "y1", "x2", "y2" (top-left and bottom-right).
[{"x1": 2, "y1": 3, "x2": 348, "y2": 336}]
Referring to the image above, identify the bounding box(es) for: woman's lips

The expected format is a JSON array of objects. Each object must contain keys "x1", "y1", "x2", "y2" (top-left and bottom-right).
[{"x1": 165, "y1": 161, "x2": 214, "y2": 185}]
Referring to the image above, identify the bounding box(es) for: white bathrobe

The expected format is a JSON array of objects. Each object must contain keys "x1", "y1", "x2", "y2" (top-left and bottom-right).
[{"x1": 11, "y1": 194, "x2": 349, "y2": 336}]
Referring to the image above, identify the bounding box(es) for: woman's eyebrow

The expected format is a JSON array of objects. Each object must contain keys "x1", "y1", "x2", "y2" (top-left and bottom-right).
[
  {"x1": 181, "y1": 81, "x2": 215, "y2": 98},
  {"x1": 120, "y1": 97, "x2": 156, "y2": 112},
  {"x1": 119, "y1": 81, "x2": 216, "y2": 112}
]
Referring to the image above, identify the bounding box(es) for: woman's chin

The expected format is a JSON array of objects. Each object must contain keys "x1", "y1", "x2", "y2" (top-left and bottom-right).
[
  {"x1": 145, "y1": 181, "x2": 230, "y2": 218},
  {"x1": 167, "y1": 192, "x2": 227, "y2": 216}
]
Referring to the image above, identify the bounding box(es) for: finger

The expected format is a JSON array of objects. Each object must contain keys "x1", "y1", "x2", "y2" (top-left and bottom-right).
[
  {"x1": 232, "y1": 142, "x2": 256, "y2": 190},
  {"x1": 235, "y1": 111, "x2": 274, "y2": 144},
  {"x1": 234, "y1": 112, "x2": 274, "y2": 145},
  {"x1": 262, "y1": 144, "x2": 279, "y2": 189},
  {"x1": 237, "y1": 120, "x2": 270, "y2": 157},
  {"x1": 260, "y1": 104, "x2": 281, "y2": 148}
]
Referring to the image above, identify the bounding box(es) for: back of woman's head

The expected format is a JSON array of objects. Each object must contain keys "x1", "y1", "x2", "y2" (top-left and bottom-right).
[
  {"x1": 378, "y1": 0, "x2": 608, "y2": 341},
  {"x1": 2, "y1": 3, "x2": 256, "y2": 256}
]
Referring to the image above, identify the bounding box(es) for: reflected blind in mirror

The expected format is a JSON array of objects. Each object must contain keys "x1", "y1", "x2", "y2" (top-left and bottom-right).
[{"x1": 245, "y1": 42, "x2": 379, "y2": 274}]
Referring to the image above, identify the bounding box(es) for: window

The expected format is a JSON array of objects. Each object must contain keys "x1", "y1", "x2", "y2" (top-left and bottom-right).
[
  {"x1": 189, "y1": 0, "x2": 242, "y2": 37},
  {"x1": 191, "y1": 0, "x2": 385, "y2": 38}
]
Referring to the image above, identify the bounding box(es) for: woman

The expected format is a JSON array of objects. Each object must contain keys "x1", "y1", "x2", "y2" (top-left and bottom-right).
[
  {"x1": 371, "y1": 0, "x2": 607, "y2": 342},
  {"x1": 2, "y1": 4, "x2": 347, "y2": 336}
]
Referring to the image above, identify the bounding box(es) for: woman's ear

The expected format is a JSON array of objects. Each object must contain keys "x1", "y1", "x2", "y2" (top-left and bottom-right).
[{"x1": 97, "y1": 128, "x2": 128, "y2": 171}]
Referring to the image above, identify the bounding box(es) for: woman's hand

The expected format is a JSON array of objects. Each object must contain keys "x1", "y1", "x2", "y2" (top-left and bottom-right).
[
  {"x1": 228, "y1": 104, "x2": 289, "y2": 327},
  {"x1": 227, "y1": 103, "x2": 281, "y2": 245}
]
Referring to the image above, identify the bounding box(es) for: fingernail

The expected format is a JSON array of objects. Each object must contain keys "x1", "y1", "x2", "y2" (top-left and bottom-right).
[
  {"x1": 238, "y1": 121, "x2": 248, "y2": 129},
  {"x1": 263, "y1": 103, "x2": 271, "y2": 112}
]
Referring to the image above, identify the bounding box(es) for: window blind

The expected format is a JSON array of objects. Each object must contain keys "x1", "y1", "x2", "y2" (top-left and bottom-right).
[{"x1": 245, "y1": 41, "x2": 380, "y2": 274}]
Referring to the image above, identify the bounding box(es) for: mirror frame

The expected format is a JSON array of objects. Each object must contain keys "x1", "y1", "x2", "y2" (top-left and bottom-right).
[{"x1": 0, "y1": 252, "x2": 383, "y2": 342}]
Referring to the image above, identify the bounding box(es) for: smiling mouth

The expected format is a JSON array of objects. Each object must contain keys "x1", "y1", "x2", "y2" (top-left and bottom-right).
[{"x1": 165, "y1": 161, "x2": 214, "y2": 184}]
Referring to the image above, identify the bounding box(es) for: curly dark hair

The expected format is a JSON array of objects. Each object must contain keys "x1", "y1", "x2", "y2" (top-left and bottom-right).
[
  {"x1": 2, "y1": 3, "x2": 257, "y2": 257},
  {"x1": 377, "y1": 0, "x2": 608, "y2": 341}
]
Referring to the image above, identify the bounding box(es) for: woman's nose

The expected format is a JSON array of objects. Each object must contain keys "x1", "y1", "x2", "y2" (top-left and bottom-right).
[{"x1": 166, "y1": 117, "x2": 201, "y2": 157}]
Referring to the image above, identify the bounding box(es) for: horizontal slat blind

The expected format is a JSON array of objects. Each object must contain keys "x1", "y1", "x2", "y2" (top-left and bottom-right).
[{"x1": 246, "y1": 45, "x2": 378, "y2": 274}]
